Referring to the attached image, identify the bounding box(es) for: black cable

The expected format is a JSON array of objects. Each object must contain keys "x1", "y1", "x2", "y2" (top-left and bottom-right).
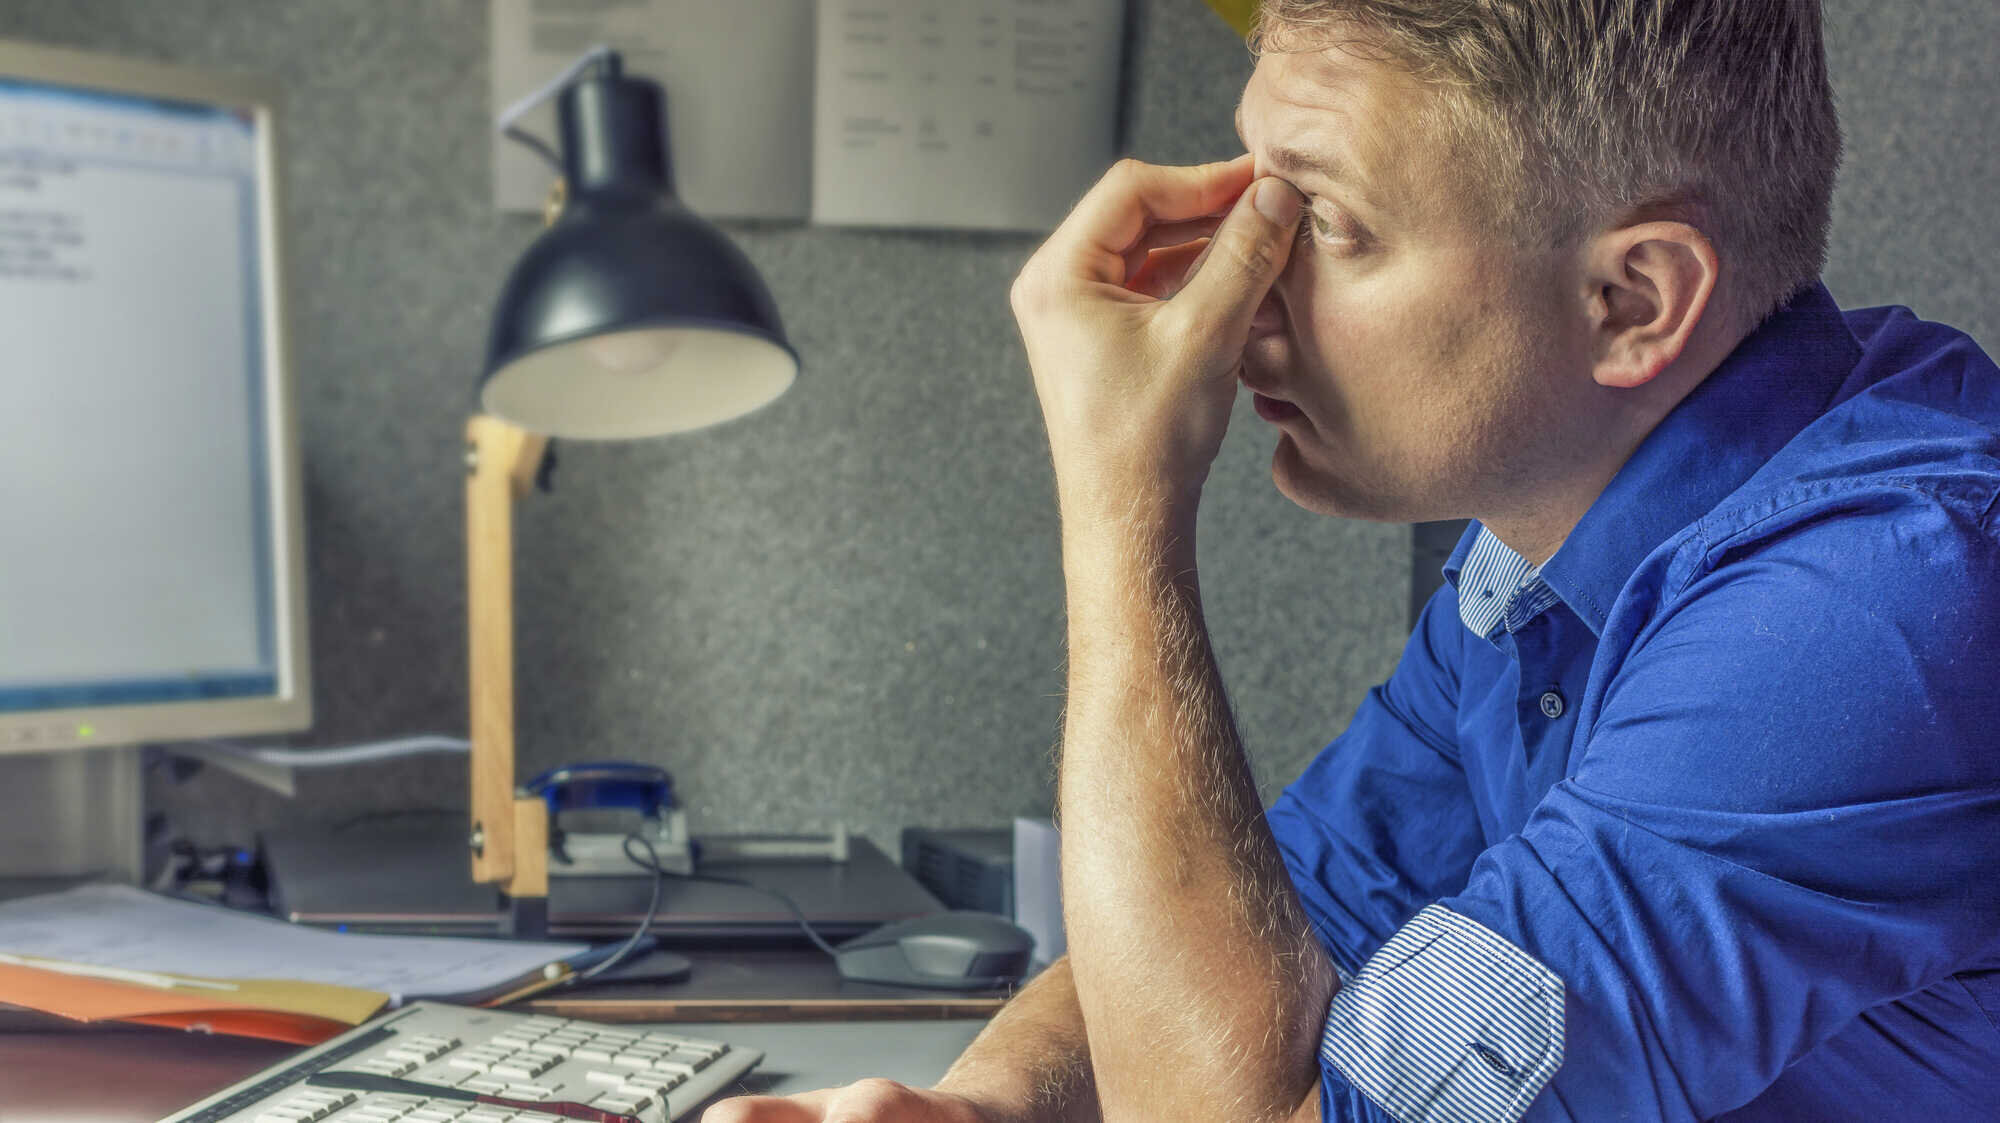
[
  {"x1": 617, "y1": 833, "x2": 845, "y2": 960},
  {"x1": 566, "y1": 834, "x2": 667, "y2": 984},
  {"x1": 502, "y1": 124, "x2": 564, "y2": 174}
]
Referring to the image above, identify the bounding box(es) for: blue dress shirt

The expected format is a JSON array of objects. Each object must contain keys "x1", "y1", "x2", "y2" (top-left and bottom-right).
[{"x1": 1265, "y1": 282, "x2": 2000, "y2": 1121}]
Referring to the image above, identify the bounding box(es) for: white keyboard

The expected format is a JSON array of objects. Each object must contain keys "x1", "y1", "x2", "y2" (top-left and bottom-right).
[{"x1": 159, "y1": 1001, "x2": 763, "y2": 1123}]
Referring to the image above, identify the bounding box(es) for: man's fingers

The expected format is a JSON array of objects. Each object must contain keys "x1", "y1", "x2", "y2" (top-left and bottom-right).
[
  {"x1": 701, "y1": 1090, "x2": 832, "y2": 1122},
  {"x1": 1120, "y1": 216, "x2": 1225, "y2": 281},
  {"x1": 1127, "y1": 240, "x2": 1208, "y2": 300},
  {"x1": 1055, "y1": 155, "x2": 1253, "y2": 284},
  {"x1": 1170, "y1": 177, "x2": 1302, "y2": 331}
]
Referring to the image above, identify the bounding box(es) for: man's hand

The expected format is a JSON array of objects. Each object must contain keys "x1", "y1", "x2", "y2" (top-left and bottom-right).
[
  {"x1": 701, "y1": 1081, "x2": 992, "y2": 1123},
  {"x1": 1009, "y1": 155, "x2": 1302, "y2": 523}
]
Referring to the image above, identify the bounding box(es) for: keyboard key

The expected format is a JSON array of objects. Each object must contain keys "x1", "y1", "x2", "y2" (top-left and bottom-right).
[
  {"x1": 523, "y1": 1037, "x2": 574, "y2": 1057},
  {"x1": 415, "y1": 1065, "x2": 471, "y2": 1087},
  {"x1": 665, "y1": 1048, "x2": 715, "y2": 1071},
  {"x1": 648, "y1": 1057, "x2": 697, "y2": 1078},
  {"x1": 587, "y1": 1069, "x2": 630, "y2": 1086},
  {"x1": 523, "y1": 1052, "x2": 560, "y2": 1077},
  {"x1": 571, "y1": 1044, "x2": 615, "y2": 1064},
  {"x1": 613, "y1": 1052, "x2": 657, "y2": 1070},
  {"x1": 461, "y1": 1077, "x2": 508, "y2": 1094},
  {"x1": 594, "y1": 1091, "x2": 650, "y2": 1114},
  {"x1": 405, "y1": 1035, "x2": 461, "y2": 1060},
  {"x1": 254, "y1": 1109, "x2": 311, "y2": 1123},
  {"x1": 620, "y1": 1072, "x2": 685, "y2": 1093},
  {"x1": 490, "y1": 1061, "x2": 536, "y2": 1080},
  {"x1": 286, "y1": 1091, "x2": 354, "y2": 1120}
]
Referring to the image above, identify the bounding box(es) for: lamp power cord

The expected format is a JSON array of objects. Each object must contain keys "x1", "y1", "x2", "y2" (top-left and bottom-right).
[{"x1": 567, "y1": 831, "x2": 844, "y2": 985}]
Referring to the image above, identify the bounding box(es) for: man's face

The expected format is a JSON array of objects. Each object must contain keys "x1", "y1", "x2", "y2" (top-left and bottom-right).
[{"x1": 1235, "y1": 41, "x2": 1590, "y2": 523}]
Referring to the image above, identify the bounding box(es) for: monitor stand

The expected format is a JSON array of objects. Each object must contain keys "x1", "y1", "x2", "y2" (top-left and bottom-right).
[{"x1": 0, "y1": 748, "x2": 148, "y2": 885}]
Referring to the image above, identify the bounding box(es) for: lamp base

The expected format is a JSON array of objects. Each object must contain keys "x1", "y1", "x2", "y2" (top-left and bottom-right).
[{"x1": 501, "y1": 892, "x2": 550, "y2": 940}]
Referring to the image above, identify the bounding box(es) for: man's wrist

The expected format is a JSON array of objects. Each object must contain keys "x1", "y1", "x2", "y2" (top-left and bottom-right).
[
  {"x1": 924, "y1": 1082, "x2": 1034, "y2": 1123},
  {"x1": 1056, "y1": 476, "x2": 1200, "y2": 571},
  {"x1": 1055, "y1": 468, "x2": 1201, "y2": 534}
]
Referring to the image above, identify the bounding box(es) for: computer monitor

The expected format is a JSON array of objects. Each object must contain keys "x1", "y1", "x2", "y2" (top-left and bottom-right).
[{"x1": 0, "y1": 40, "x2": 310, "y2": 882}]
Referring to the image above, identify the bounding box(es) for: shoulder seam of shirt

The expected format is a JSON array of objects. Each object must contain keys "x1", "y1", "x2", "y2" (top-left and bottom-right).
[{"x1": 1671, "y1": 474, "x2": 2000, "y2": 601}]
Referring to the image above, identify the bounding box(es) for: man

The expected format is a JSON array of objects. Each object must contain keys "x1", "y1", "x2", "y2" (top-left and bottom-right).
[{"x1": 709, "y1": 0, "x2": 2000, "y2": 1118}]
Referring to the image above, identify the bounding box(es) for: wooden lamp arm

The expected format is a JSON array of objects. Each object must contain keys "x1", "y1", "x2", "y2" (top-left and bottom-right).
[{"x1": 464, "y1": 414, "x2": 551, "y2": 914}]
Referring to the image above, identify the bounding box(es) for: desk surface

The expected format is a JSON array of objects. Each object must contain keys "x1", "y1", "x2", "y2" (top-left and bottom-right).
[
  {"x1": 0, "y1": 1018, "x2": 990, "y2": 1122},
  {"x1": 0, "y1": 945, "x2": 1006, "y2": 1121}
]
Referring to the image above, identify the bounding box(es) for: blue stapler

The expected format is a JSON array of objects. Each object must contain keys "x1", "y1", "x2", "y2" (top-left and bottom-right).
[{"x1": 523, "y1": 761, "x2": 693, "y2": 877}]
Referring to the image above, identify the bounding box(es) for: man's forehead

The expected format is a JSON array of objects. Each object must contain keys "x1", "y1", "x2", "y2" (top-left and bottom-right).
[{"x1": 1237, "y1": 46, "x2": 1435, "y2": 214}]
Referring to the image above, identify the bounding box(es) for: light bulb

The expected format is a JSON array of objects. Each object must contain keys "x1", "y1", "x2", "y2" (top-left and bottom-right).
[{"x1": 580, "y1": 330, "x2": 680, "y2": 375}]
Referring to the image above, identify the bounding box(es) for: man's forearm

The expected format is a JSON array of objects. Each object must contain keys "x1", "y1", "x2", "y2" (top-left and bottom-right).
[
  {"x1": 1056, "y1": 508, "x2": 1335, "y2": 1122},
  {"x1": 934, "y1": 956, "x2": 1098, "y2": 1123}
]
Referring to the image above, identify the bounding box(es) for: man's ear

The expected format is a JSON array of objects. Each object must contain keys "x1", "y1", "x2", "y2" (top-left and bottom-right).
[{"x1": 1583, "y1": 221, "x2": 1720, "y2": 390}]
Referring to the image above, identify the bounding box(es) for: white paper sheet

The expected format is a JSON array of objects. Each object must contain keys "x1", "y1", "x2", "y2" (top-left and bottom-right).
[
  {"x1": 0, "y1": 885, "x2": 587, "y2": 1003},
  {"x1": 812, "y1": 0, "x2": 1125, "y2": 230},
  {"x1": 1012, "y1": 816, "x2": 1064, "y2": 967},
  {"x1": 490, "y1": 0, "x2": 815, "y2": 220}
]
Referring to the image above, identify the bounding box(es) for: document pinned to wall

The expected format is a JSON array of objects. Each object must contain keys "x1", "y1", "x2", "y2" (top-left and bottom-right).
[
  {"x1": 491, "y1": 0, "x2": 1127, "y2": 231},
  {"x1": 490, "y1": 0, "x2": 816, "y2": 220},
  {"x1": 812, "y1": 0, "x2": 1126, "y2": 231}
]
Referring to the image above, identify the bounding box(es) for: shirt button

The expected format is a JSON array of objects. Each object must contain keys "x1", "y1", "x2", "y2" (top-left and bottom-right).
[{"x1": 1538, "y1": 690, "x2": 1565, "y2": 719}]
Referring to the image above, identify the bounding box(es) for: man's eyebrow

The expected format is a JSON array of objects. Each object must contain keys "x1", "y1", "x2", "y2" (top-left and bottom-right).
[
  {"x1": 1233, "y1": 101, "x2": 1373, "y2": 204},
  {"x1": 1263, "y1": 145, "x2": 1354, "y2": 190}
]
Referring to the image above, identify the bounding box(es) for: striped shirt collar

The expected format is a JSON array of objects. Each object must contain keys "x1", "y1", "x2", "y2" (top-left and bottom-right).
[{"x1": 1450, "y1": 527, "x2": 1561, "y2": 641}]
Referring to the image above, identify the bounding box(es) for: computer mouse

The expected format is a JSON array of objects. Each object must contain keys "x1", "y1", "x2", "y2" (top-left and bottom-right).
[{"x1": 834, "y1": 910, "x2": 1034, "y2": 990}]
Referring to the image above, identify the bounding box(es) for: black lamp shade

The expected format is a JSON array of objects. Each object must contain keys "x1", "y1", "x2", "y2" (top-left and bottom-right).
[{"x1": 481, "y1": 58, "x2": 797, "y2": 440}]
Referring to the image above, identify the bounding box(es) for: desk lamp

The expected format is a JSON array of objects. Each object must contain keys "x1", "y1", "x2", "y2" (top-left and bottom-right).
[{"x1": 468, "y1": 49, "x2": 797, "y2": 936}]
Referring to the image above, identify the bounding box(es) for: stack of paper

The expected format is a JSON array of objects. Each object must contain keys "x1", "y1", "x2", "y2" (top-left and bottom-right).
[{"x1": 0, "y1": 885, "x2": 588, "y2": 1043}]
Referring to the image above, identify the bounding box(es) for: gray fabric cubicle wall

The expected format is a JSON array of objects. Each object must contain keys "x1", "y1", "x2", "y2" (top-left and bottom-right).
[{"x1": 2, "y1": 0, "x2": 1994, "y2": 861}]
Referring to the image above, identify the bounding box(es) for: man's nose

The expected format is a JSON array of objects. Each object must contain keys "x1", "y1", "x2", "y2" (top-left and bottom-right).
[{"x1": 1249, "y1": 289, "x2": 1286, "y2": 336}]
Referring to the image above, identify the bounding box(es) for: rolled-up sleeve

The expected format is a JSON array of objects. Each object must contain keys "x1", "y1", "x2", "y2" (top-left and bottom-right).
[{"x1": 1309, "y1": 492, "x2": 2000, "y2": 1121}]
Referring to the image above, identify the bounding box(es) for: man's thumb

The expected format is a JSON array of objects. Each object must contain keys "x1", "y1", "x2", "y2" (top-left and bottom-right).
[{"x1": 1173, "y1": 177, "x2": 1301, "y2": 325}]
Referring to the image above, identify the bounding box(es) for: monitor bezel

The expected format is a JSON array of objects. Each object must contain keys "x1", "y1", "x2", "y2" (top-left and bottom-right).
[{"x1": 0, "y1": 38, "x2": 312, "y2": 756}]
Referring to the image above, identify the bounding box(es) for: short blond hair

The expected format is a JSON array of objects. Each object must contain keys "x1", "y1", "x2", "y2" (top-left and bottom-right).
[{"x1": 1253, "y1": 0, "x2": 1841, "y2": 323}]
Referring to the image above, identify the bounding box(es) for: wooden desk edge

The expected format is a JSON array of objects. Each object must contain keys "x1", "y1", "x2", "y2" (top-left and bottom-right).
[{"x1": 520, "y1": 994, "x2": 1009, "y2": 1022}]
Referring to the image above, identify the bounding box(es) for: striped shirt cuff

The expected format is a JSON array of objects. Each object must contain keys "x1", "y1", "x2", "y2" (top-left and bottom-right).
[{"x1": 1319, "y1": 905, "x2": 1565, "y2": 1123}]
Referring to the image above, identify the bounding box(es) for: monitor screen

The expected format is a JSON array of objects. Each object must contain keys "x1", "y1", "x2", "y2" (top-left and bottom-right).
[{"x1": 0, "y1": 44, "x2": 309, "y2": 755}]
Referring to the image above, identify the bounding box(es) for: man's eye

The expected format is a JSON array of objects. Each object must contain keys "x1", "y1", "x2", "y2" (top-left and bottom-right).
[{"x1": 1299, "y1": 205, "x2": 1361, "y2": 249}]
